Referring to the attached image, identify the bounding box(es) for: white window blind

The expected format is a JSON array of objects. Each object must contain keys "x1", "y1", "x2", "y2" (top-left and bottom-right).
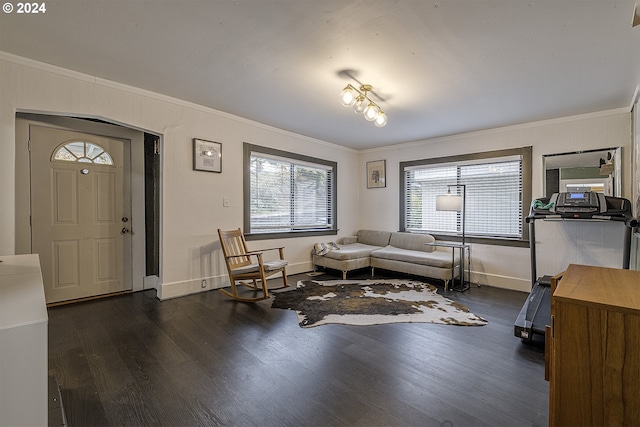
[
  {"x1": 404, "y1": 158, "x2": 523, "y2": 238},
  {"x1": 249, "y1": 152, "x2": 334, "y2": 234}
]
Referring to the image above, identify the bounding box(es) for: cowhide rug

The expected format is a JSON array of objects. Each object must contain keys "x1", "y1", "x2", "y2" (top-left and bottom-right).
[{"x1": 271, "y1": 279, "x2": 488, "y2": 328}]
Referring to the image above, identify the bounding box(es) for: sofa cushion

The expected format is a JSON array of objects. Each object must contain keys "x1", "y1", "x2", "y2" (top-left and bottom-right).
[
  {"x1": 389, "y1": 232, "x2": 436, "y2": 252},
  {"x1": 356, "y1": 229, "x2": 392, "y2": 247},
  {"x1": 371, "y1": 245, "x2": 457, "y2": 269},
  {"x1": 322, "y1": 243, "x2": 381, "y2": 261},
  {"x1": 337, "y1": 236, "x2": 358, "y2": 245}
]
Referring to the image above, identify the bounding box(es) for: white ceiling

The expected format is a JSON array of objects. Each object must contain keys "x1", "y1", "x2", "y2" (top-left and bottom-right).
[{"x1": 1, "y1": 0, "x2": 639, "y2": 150}]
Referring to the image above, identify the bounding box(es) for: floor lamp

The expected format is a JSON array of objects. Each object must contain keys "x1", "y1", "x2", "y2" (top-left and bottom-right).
[
  {"x1": 436, "y1": 184, "x2": 466, "y2": 245},
  {"x1": 436, "y1": 184, "x2": 468, "y2": 290}
]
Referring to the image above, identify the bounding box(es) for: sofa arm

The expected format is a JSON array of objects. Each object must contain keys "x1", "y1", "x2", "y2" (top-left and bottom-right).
[{"x1": 337, "y1": 236, "x2": 358, "y2": 245}]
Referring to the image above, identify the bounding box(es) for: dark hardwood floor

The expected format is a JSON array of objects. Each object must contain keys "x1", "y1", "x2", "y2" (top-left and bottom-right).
[{"x1": 48, "y1": 270, "x2": 548, "y2": 427}]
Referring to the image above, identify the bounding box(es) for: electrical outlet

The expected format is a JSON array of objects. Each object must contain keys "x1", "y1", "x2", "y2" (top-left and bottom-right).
[
  {"x1": 223, "y1": 197, "x2": 230, "y2": 207},
  {"x1": 201, "y1": 279, "x2": 207, "y2": 288}
]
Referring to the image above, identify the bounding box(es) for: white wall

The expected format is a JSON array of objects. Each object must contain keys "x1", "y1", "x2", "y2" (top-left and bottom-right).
[
  {"x1": 0, "y1": 53, "x2": 360, "y2": 300},
  {"x1": 358, "y1": 111, "x2": 633, "y2": 291}
]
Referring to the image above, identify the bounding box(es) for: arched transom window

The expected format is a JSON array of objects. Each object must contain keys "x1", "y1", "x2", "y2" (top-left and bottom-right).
[{"x1": 52, "y1": 141, "x2": 114, "y2": 165}]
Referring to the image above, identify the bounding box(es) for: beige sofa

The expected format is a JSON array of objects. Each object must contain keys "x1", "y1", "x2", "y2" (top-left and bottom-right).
[{"x1": 312, "y1": 229, "x2": 460, "y2": 287}]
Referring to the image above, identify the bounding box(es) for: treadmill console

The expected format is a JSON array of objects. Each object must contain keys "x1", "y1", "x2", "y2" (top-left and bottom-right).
[
  {"x1": 529, "y1": 191, "x2": 635, "y2": 223},
  {"x1": 549, "y1": 192, "x2": 606, "y2": 214}
]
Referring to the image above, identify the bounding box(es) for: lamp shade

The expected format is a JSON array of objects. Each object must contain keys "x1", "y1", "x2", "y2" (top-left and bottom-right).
[
  {"x1": 353, "y1": 95, "x2": 367, "y2": 114},
  {"x1": 374, "y1": 112, "x2": 388, "y2": 127},
  {"x1": 436, "y1": 194, "x2": 463, "y2": 211},
  {"x1": 339, "y1": 86, "x2": 357, "y2": 107},
  {"x1": 364, "y1": 102, "x2": 380, "y2": 121}
]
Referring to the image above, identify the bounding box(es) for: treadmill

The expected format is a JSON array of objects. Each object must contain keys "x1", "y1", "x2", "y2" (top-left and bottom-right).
[{"x1": 514, "y1": 191, "x2": 637, "y2": 342}]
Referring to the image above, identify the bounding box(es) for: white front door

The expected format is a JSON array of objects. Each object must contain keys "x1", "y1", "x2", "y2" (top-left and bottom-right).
[{"x1": 30, "y1": 125, "x2": 131, "y2": 303}]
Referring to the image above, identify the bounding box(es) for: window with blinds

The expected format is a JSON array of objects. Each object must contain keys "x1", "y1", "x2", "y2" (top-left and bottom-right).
[
  {"x1": 401, "y1": 147, "x2": 532, "y2": 242},
  {"x1": 244, "y1": 143, "x2": 337, "y2": 237}
]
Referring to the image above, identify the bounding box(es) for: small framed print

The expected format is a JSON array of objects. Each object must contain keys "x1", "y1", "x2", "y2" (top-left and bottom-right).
[
  {"x1": 367, "y1": 160, "x2": 386, "y2": 188},
  {"x1": 193, "y1": 138, "x2": 222, "y2": 173}
]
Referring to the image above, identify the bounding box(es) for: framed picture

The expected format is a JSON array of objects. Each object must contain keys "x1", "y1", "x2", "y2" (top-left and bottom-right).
[
  {"x1": 367, "y1": 160, "x2": 386, "y2": 188},
  {"x1": 193, "y1": 138, "x2": 222, "y2": 173}
]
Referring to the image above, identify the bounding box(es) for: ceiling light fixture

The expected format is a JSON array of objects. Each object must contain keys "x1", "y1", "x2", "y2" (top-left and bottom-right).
[{"x1": 339, "y1": 84, "x2": 388, "y2": 127}]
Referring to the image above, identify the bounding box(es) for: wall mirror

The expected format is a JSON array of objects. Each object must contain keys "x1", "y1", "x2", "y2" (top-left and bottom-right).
[{"x1": 542, "y1": 147, "x2": 621, "y2": 197}]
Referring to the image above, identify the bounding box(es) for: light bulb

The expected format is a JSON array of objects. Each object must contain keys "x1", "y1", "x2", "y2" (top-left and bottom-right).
[
  {"x1": 339, "y1": 86, "x2": 357, "y2": 107},
  {"x1": 364, "y1": 102, "x2": 380, "y2": 121},
  {"x1": 353, "y1": 95, "x2": 366, "y2": 114},
  {"x1": 374, "y1": 112, "x2": 388, "y2": 127}
]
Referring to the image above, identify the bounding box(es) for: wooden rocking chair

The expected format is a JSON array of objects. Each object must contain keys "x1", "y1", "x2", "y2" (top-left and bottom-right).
[{"x1": 218, "y1": 228, "x2": 289, "y2": 302}]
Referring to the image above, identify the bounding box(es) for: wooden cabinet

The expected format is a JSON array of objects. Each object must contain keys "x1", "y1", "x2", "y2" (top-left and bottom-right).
[{"x1": 548, "y1": 264, "x2": 640, "y2": 426}]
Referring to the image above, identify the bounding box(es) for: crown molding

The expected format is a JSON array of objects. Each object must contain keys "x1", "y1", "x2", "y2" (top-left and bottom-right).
[
  {"x1": 362, "y1": 107, "x2": 631, "y2": 154},
  {"x1": 0, "y1": 51, "x2": 355, "y2": 153}
]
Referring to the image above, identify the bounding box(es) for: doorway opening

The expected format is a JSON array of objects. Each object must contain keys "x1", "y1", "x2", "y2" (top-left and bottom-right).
[{"x1": 15, "y1": 113, "x2": 161, "y2": 303}]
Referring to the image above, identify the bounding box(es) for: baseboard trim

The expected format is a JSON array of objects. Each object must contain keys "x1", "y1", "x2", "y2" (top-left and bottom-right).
[
  {"x1": 157, "y1": 263, "x2": 531, "y2": 300},
  {"x1": 157, "y1": 275, "x2": 226, "y2": 300},
  {"x1": 471, "y1": 271, "x2": 530, "y2": 293},
  {"x1": 157, "y1": 261, "x2": 313, "y2": 300}
]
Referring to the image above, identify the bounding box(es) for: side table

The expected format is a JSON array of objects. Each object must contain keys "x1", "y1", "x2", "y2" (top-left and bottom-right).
[{"x1": 425, "y1": 241, "x2": 471, "y2": 292}]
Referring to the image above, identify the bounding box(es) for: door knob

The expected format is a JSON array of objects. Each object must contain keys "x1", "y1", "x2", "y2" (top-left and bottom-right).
[{"x1": 121, "y1": 228, "x2": 130, "y2": 234}]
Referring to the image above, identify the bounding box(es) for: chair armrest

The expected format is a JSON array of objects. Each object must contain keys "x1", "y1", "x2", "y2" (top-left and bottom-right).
[
  {"x1": 254, "y1": 247, "x2": 285, "y2": 252},
  {"x1": 226, "y1": 252, "x2": 262, "y2": 260},
  {"x1": 244, "y1": 247, "x2": 284, "y2": 256},
  {"x1": 227, "y1": 248, "x2": 286, "y2": 261},
  {"x1": 242, "y1": 250, "x2": 264, "y2": 256},
  {"x1": 257, "y1": 247, "x2": 286, "y2": 260}
]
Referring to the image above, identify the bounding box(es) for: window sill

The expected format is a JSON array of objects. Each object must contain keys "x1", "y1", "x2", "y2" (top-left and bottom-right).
[
  {"x1": 425, "y1": 233, "x2": 530, "y2": 248},
  {"x1": 245, "y1": 229, "x2": 338, "y2": 241}
]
